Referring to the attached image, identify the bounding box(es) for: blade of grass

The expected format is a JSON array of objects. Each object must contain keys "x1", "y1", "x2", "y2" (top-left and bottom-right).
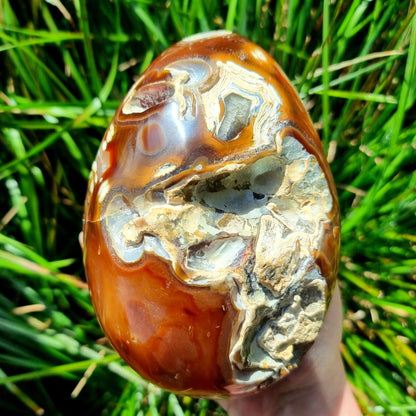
[
  {"x1": 225, "y1": 0, "x2": 238, "y2": 32},
  {"x1": 73, "y1": 0, "x2": 102, "y2": 96},
  {"x1": 389, "y1": 14, "x2": 416, "y2": 146},
  {"x1": 130, "y1": 3, "x2": 169, "y2": 49},
  {"x1": 0, "y1": 368, "x2": 44, "y2": 415},
  {"x1": 0, "y1": 354, "x2": 120, "y2": 386},
  {"x1": 321, "y1": 0, "x2": 331, "y2": 151}
]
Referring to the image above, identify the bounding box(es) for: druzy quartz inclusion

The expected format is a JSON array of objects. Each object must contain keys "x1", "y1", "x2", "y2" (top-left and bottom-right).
[{"x1": 82, "y1": 31, "x2": 340, "y2": 397}]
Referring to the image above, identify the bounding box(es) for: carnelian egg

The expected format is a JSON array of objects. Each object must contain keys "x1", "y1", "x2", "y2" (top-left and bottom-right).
[{"x1": 82, "y1": 31, "x2": 340, "y2": 397}]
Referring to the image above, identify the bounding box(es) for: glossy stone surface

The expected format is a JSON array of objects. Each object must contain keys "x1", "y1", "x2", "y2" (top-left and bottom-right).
[{"x1": 82, "y1": 31, "x2": 340, "y2": 397}]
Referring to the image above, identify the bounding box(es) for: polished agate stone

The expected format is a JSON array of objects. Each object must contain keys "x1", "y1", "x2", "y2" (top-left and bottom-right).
[{"x1": 82, "y1": 31, "x2": 340, "y2": 397}]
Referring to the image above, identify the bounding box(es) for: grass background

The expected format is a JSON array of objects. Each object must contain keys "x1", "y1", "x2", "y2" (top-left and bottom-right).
[{"x1": 0, "y1": 0, "x2": 415, "y2": 414}]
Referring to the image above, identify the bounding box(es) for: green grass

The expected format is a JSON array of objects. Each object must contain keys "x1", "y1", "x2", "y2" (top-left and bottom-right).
[{"x1": 0, "y1": 0, "x2": 415, "y2": 414}]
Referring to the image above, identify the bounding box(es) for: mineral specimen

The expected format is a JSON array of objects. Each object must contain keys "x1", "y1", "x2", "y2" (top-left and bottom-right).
[{"x1": 82, "y1": 30, "x2": 340, "y2": 397}]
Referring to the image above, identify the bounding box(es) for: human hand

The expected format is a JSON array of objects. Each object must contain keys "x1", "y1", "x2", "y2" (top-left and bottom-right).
[{"x1": 217, "y1": 285, "x2": 362, "y2": 416}]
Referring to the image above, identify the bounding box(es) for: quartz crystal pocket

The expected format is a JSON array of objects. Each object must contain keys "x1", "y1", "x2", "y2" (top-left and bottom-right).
[{"x1": 82, "y1": 30, "x2": 340, "y2": 397}]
